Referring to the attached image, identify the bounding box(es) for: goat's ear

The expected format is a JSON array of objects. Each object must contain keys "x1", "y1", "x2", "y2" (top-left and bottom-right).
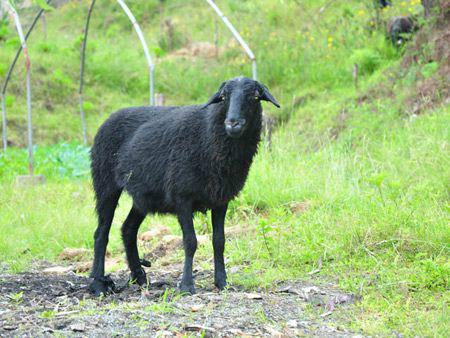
[
  {"x1": 205, "y1": 82, "x2": 226, "y2": 106},
  {"x1": 257, "y1": 83, "x2": 280, "y2": 108}
]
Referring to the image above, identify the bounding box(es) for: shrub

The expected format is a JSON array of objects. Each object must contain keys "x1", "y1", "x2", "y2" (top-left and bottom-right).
[{"x1": 350, "y1": 48, "x2": 382, "y2": 75}]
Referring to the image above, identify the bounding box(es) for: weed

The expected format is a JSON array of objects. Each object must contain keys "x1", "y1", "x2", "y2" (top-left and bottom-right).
[
  {"x1": 145, "y1": 288, "x2": 181, "y2": 314},
  {"x1": 8, "y1": 291, "x2": 23, "y2": 304},
  {"x1": 39, "y1": 310, "x2": 55, "y2": 319}
]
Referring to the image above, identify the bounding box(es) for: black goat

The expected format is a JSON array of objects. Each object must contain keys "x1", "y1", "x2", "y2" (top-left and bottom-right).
[
  {"x1": 89, "y1": 77, "x2": 280, "y2": 296},
  {"x1": 379, "y1": 0, "x2": 392, "y2": 8},
  {"x1": 388, "y1": 16, "x2": 415, "y2": 47},
  {"x1": 375, "y1": 0, "x2": 392, "y2": 8}
]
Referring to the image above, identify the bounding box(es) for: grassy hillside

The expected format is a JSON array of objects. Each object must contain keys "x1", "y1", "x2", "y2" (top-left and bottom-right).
[
  {"x1": 0, "y1": 0, "x2": 449, "y2": 336},
  {"x1": 1, "y1": 0, "x2": 431, "y2": 145}
]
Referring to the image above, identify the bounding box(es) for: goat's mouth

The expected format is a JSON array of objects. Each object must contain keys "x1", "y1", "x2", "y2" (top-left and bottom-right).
[
  {"x1": 225, "y1": 127, "x2": 244, "y2": 138},
  {"x1": 225, "y1": 119, "x2": 246, "y2": 139}
]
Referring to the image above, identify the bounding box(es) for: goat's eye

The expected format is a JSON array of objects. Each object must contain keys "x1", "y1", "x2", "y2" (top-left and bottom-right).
[
  {"x1": 220, "y1": 95, "x2": 225, "y2": 101},
  {"x1": 254, "y1": 96, "x2": 259, "y2": 100}
]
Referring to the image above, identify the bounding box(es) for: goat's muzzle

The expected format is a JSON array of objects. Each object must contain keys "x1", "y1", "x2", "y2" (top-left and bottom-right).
[{"x1": 225, "y1": 118, "x2": 246, "y2": 138}]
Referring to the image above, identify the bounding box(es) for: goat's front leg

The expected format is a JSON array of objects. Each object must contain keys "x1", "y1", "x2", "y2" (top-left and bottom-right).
[
  {"x1": 212, "y1": 204, "x2": 228, "y2": 290},
  {"x1": 177, "y1": 204, "x2": 197, "y2": 294}
]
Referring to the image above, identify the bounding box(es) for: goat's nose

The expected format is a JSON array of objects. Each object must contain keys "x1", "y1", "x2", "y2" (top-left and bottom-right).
[
  {"x1": 225, "y1": 118, "x2": 239, "y2": 127},
  {"x1": 225, "y1": 118, "x2": 246, "y2": 127}
]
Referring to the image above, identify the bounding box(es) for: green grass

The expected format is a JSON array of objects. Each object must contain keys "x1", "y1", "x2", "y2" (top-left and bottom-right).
[
  {"x1": 1, "y1": 0, "x2": 449, "y2": 336},
  {"x1": 0, "y1": 0, "x2": 416, "y2": 146}
]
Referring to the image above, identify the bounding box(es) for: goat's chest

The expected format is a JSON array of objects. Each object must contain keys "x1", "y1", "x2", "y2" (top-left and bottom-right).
[{"x1": 202, "y1": 159, "x2": 250, "y2": 204}]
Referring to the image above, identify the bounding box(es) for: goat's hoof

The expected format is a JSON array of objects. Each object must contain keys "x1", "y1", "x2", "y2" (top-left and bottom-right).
[
  {"x1": 140, "y1": 258, "x2": 151, "y2": 267},
  {"x1": 89, "y1": 276, "x2": 115, "y2": 297},
  {"x1": 129, "y1": 268, "x2": 148, "y2": 287},
  {"x1": 215, "y1": 279, "x2": 227, "y2": 291},
  {"x1": 179, "y1": 283, "x2": 196, "y2": 295}
]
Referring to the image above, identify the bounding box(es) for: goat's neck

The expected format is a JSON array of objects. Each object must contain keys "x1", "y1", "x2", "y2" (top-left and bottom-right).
[{"x1": 205, "y1": 107, "x2": 262, "y2": 171}]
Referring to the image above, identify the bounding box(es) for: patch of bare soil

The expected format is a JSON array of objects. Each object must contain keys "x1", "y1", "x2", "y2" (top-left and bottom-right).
[
  {"x1": 401, "y1": 1, "x2": 450, "y2": 114},
  {"x1": 0, "y1": 263, "x2": 361, "y2": 337}
]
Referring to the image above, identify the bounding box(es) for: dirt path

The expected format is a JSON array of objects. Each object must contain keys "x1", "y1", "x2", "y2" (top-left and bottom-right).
[{"x1": 0, "y1": 263, "x2": 360, "y2": 337}]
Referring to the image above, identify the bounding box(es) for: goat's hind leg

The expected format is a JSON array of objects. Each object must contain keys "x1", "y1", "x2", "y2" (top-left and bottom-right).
[
  {"x1": 89, "y1": 190, "x2": 121, "y2": 296},
  {"x1": 121, "y1": 206, "x2": 147, "y2": 287},
  {"x1": 177, "y1": 204, "x2": 197, "y2": 294}
]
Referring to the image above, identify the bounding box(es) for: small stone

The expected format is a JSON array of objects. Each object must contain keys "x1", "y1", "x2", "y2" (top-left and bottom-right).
[
  {"x1": 59, "y1": 248, "x2": 89, "y2": 261},
  {"x1": 3, "y1": 325, "x2": 17, "y2": 331},
  {"x1": 190, "y1": 304, "x2": 204, "y2": 312},
  {"x1": 70, "y1": 323, "x2": 85, "y2": 332},
  {"x1": 287, "y1": 319, "x2": 298, "y2": 328},
  {"x1": 43, "y1": 266, "x2": 74, "y2": 274},
  {"x1": 162, "y1": 235, "x2": 183, "y2": 249},
  {"x1": 74, "y1": 261, "x2": 92, "y2": 273},
  {"x1": 245, "y1": 293, "x2": 263, "y2": 300},
  {"x1": 139, "y1": 226, "x2": 170, "y2": 241}
]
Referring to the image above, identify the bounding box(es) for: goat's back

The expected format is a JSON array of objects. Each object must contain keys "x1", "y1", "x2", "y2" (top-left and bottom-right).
[{"x1": 90, "y1": 106, "x2": 180, "y2": 198}]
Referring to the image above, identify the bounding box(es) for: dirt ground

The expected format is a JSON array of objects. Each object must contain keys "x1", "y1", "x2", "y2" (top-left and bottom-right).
[{"x1": 0, "y1": 262, "x2": 361, "y2": 337}]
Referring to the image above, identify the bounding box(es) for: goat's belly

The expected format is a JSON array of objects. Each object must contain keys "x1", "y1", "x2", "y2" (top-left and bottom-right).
[
  {"x1": 129, "y1": 191, "x2": 176, "y2": 214},
  {"x1": 128, "y1": 189, "x2": 227, "y2": 215}
]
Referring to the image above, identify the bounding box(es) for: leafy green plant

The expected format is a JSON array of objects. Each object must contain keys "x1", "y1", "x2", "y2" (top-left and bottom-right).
[
  {"x1": 34, "y1": 0, "x2": 54, "y2": 11},
  {"x1": 258, "y1": 218, "x2": 274, "y2": 258},
  {"x1": 145, "y1": 288, "x2": 180, "y2": 314},
  {"x1": 39, "y1": 310, "x2": 55, "y2": 319},
  {"x1": 368, "y1": 172, "x2": 387, "y2": 204},
  {"x1": 8, "y1": 291, "x2": 23, "y2": 304},
  {"x1": 0, "y1": 17, "x2": 9, "y2": 41},
  {"x1": 421, "y1": 61, "x2": 439, "y2": 78},
  {"x1": 350, "y1": 48, "x2": 382, "y2": 75}
]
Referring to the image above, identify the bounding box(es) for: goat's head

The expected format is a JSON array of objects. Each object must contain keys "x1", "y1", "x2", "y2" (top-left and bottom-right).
[{"x1": 205, "y1": 77, "x2": 280, "y2": 139}]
